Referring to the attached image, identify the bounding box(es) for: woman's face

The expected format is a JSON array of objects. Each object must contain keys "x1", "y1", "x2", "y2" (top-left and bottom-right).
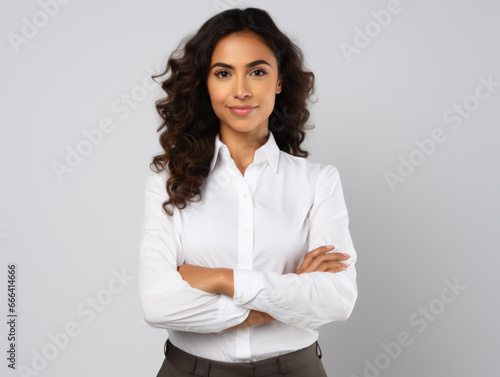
[{"x1": 206, "y1": 30, "x2": 282, "y2": 138}]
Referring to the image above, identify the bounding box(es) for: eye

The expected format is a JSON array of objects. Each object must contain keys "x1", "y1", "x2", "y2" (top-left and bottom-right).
[
  {"x1": 251, "y1": 69, "x2": 267, "y2": 77},
  {"x1": 214, "y1": 70, "x2": 230, "y2": 78}
]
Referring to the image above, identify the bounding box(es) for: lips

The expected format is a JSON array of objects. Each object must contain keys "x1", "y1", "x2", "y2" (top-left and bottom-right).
[{"x1": 227, "y1": 105, "x2": 257, "y2": 116}]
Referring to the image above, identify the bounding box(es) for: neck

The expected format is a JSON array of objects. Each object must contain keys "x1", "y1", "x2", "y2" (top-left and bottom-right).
[{"x1": 219, "y1": 127, "x2": 269, "y2": 175}]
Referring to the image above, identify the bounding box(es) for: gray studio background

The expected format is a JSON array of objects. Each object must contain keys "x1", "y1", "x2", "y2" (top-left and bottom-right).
[{"x1": 1, "y1": 0, "x2": 499, "y2": 376}]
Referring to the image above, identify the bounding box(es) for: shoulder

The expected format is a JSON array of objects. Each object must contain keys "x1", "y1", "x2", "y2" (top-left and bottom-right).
[
  {"x1": 146, "y1": 164, "x2": 171, "y2": 183},
  {"x1": 279, "y1": 151, "x2": 340, "y2": 185},
  {"x1": 143, "y1": 165, "x2": 172, "y2": 197}
]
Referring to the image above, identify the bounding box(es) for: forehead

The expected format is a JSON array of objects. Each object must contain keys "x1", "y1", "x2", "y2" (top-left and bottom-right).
[{"x1": 210, "y1": 31, "x2": 276, "y2": 64}]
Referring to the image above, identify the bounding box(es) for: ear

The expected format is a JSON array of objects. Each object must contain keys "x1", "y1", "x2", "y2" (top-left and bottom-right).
[{"x1": 276, "y1": 79, "x2": 282, "y2": 94}]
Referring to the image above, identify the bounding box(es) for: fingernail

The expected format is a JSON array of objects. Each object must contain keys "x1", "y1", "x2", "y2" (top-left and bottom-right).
[{"x1": 327, "y1": 245, "x2": 335, "y2": 249}]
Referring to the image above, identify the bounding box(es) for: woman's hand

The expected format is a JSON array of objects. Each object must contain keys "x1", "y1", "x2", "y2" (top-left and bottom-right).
[
  {"x1": 177, "y1": 264, "x2": 234, "y2": 296},
  {"x1": 296, "y1": 245, "x2": 350, "y2": 275}
]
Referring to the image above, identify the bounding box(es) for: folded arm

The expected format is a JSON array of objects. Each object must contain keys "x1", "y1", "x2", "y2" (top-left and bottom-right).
[
  {"x1": 178, "y1": 244, "x2": 350, "y2": 331},
  {"x1": 137, "y1": 171, "x2": 250, "y2": 334},
  {"x1": 231, "y1": 165, "x2": 358, "y2": 330}
]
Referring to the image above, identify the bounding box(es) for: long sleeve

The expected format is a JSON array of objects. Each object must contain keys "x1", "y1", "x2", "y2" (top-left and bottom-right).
[
  {"x1": 232, "y1": 165, "x2": 358, "y2": 330},
  {"x1": 138, "y1": 170, "x2": 250, "y2": 334}
]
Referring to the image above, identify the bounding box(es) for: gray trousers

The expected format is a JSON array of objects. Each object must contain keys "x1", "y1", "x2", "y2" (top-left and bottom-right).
[{"x1": 156, "y1": 339, "x2": 328, "y2": 377}]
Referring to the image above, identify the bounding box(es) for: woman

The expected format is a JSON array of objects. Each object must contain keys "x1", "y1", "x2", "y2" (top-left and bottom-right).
[{"x1": 138, "y1": 7, "x2": 358, "y2": 377}]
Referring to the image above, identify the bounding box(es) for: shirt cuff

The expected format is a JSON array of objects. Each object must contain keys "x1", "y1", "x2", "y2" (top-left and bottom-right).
[
  {"x1": 232, "y1": 269, "x2": 265, "y2": 306},
  {"x1": 214, "y1": 294, "x2": 251, "y2": 334}
]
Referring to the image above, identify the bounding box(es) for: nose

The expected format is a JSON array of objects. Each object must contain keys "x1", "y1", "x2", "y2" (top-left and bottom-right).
[{"x1": 233, "y1": 75, "x2": 252, "y2": 100}]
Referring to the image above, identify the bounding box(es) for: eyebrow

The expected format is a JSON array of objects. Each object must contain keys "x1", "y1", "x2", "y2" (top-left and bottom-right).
[{"x1": 209, "y1": 59, "x2": 271, "y2": 71}]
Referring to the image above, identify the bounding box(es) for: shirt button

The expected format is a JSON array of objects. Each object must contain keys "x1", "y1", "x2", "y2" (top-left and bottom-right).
[
  {"x1": 244, "y1": 228, "x2": 249, "y2": 233},
  {"x1": 238, "y1": 298, "x2": 244, "y2": 304},
  {"x1": 185, "y1": 326, "x2": 193, "y2": 330},
  {"x1": 292, "y1": 318, "x2": 300, "y2": 324}
]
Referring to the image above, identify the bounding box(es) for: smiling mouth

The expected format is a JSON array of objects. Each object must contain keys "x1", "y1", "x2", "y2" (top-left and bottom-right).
[{"x1": 227, "y1": 106, "x2": 257, "y2": 116}]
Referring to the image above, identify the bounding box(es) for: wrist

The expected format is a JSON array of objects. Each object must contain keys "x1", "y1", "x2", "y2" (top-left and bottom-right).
[{"x1": 217, "y1": 268, "x2": 234, "y2": 297}]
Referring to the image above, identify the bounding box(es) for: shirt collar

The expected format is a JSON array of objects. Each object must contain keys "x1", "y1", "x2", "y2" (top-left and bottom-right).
[{"x1": 209, "y1": 131, "x2": 280, "y2": 173}]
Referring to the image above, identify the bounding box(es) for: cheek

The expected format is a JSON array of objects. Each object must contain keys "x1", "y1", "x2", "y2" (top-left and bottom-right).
[
  {"x1": 258, "y1": 84, "x2": 277, "y2": 108},
  {"x1": 212, "y1": 95, "x2": 230, "y2": 114},
  {"x1": 206, "y1": 81, "x2": 224, "y2": 105}
]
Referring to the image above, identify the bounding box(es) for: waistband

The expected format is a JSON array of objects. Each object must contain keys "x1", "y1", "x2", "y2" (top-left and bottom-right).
[{"x1": 164, "y1": 339, "x2": 323, "y2": 377}]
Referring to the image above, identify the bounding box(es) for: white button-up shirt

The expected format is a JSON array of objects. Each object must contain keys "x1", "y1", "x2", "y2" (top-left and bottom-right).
[{"x1": 138, "y1": 130, "x2": 358, "y2": 362}]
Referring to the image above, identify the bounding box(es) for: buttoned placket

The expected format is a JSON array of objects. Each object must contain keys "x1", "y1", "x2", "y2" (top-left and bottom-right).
[{"x1": 221, "y1": 147, "x2": 265, "y2": 362}]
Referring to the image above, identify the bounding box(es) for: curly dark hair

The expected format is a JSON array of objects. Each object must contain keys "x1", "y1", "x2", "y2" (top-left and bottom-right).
[{"x1": 150, "y1": 7, "x2": 316, "y2": 216}]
